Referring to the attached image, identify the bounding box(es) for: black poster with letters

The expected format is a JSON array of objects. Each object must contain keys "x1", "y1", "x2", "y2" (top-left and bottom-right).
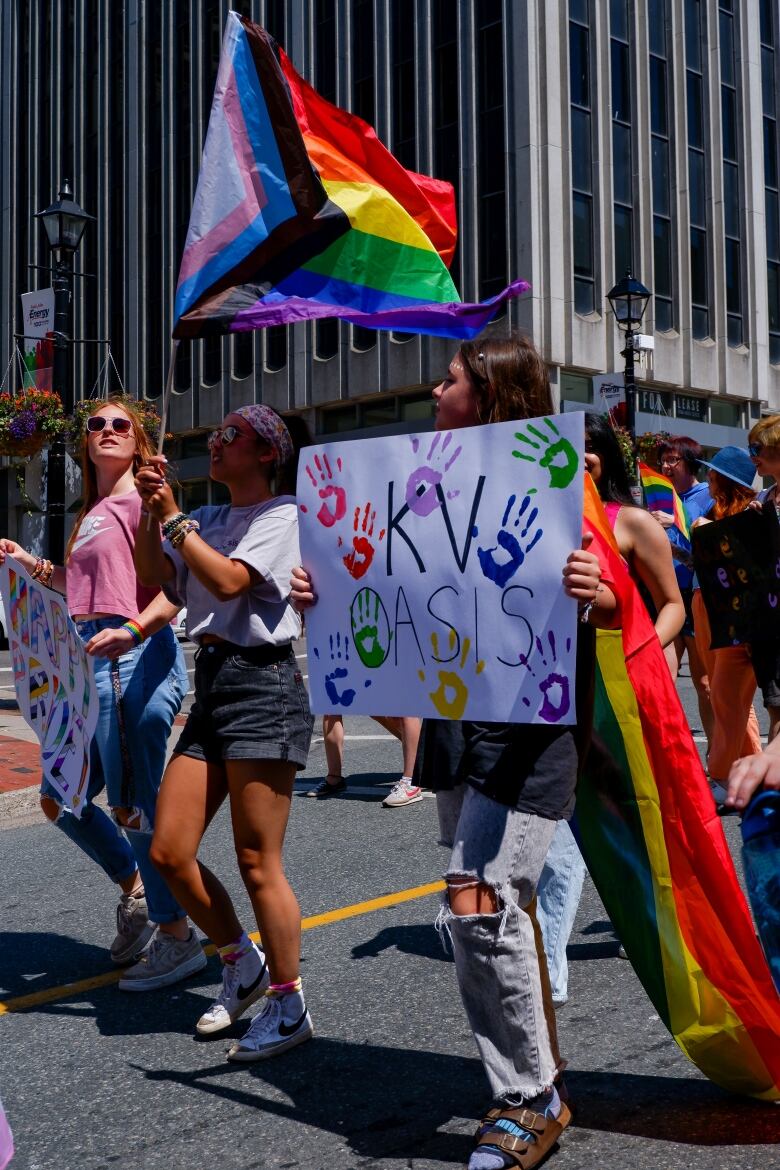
[{"x1": 692, "y1": 505, "x2": 780, "y2": 649}]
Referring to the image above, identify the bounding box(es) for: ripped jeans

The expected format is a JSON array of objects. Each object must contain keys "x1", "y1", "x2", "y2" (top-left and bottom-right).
[
  {"x1": 41, "y1": 618, "x2": 189, "y2": 923},
  {"x1": 436, "y1": 783, "x2": 560, "y2": 1104}
]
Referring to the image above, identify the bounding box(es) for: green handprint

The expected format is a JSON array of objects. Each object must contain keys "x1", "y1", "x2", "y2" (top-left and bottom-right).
[
  {"x1": 512, "y1": 417, "x2": 579, "y2": 489},
  {"x1": 350, "y1": 587, "x2": 392, "y2": 668}
]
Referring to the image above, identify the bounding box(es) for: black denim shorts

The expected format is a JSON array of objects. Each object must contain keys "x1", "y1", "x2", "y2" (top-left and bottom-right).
[{"x1": 174, "y1": 642, "x2": 313, "y2": 769}]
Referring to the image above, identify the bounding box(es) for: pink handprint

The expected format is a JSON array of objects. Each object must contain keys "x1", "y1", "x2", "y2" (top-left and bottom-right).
[
  {"x1": 342, "y1": 502, "x2": 385, "y2": 580},
  {"x1": 304, "y1": 453, "x2": 347, "y2": 528},
  {"x1": 405, "y1": 432, "x2": 462, "y2": 517}
]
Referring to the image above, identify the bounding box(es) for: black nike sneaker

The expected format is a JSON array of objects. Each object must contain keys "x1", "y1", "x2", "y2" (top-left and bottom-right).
[{"x1": 227, "y1": 991, "x2": 313, "y2": 1062}]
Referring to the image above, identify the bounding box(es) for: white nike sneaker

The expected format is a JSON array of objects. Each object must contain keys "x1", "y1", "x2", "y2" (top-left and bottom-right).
[
  {"x1": 227, "y1": 991, "x2": 313, "y2": 1062},
  {"x1": 196, "y1": 943, "x2": 270, "y2": 1035},
  {"x1": 382, "y1": 777, "x2": 423, "y2": 807}
]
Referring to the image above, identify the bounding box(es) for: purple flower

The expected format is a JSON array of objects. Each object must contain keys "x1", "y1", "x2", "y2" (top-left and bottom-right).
[{"x1": 9, "y1": 410, "x2": 38, "y2": 441}]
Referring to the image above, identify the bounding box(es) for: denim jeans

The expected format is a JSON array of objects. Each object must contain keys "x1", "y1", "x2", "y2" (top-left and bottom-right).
[
  {"x1": 436, "y1": 784, "x2": 560, "y2": 1103},
  {"x1": 536, "y1": 820, "x2": 587, "y2": 1004},
  {"x1": 42, "y1": 618, "x2": 189, "y2": 923}
]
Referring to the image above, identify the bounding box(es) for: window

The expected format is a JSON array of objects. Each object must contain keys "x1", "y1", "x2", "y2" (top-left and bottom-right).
[
  {"x1": 649, "y1": 0, "x2": 675, "y2": 332},
  {"x1": 720, "y1": 1, "x2": 743, "y2": 346},
  {"x1": 351, "y1": 0, "x2": 376, "y2": 352},
  {"x1": 391, "y1": 0, "x2": 416, "y2": 170},
  {"x1": 761, "y1": 0, "x2": 780, "y2": 362},
  {"x1": 145, "y1": 6, "x2": 164, "y2": 398},
  {"x1": 201, "y1": 1, "x2": 223, "y2": 384},
  {"x1": 685, "y1": 0, "x2": 710, "y2": 338},
  {"x1": 476, "y1": 1, "x2": 506, "y2": 300},
  {"x1": 174, "y1": 0, "x2": 191, "y2": 391},
  {"x1": 314, "y1": 1, "x2": 339, "y2": 360},
  {"x1": 611, "y1": 0, "x2": 634, "y2": 280},
  {"x1": 570, "y1": 1, "x2": 596, "y2": 314},
  {"x1": 432, "y1": 0, "x2": 460, "y2": 288}
]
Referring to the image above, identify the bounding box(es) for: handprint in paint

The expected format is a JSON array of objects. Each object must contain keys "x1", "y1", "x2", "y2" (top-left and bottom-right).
[
  {"x1": 518, "y1": 629, "x2": 573, "y2": 723},
  {"x1": 418, "y1": 629, "x2": 485, "y2": 720},
  {"x1": 350, "y1": 587, "x2": 392, "y2": 668},
  {"x1": 512, "y1": 418, "x2": 579, "y2": 489},
  {"x1": 303, "y1": 453, "x2": 347, "y2": 528},
  {"x1": 477, "y1": 491, "x2": 544, "y2": 588},
  {"x1": 314, "y1": 633, "x2": 365, "y2": 707},
  {"x1": 342, "y1": 503, "x2": 385, "y2": 580},
  {"x1": 405, "y1": 432, "x2": 463, "y2": 517}
]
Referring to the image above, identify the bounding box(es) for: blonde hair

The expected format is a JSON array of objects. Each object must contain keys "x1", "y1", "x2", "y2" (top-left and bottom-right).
[
  {"x1": 65, "y1": 397, "x2": 155, "y2": 562},
  {"x1": 749, "y1": 413, "x2": 780, "y2": 449}
]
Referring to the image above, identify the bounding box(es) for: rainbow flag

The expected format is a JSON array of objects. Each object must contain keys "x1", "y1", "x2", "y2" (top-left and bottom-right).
[
  {"x1": 579, "y1": 476, "x2": 780, "y2": 1100},
  {"x1": 173, "y1": 14, "x2": 529, "y2": 339},
  {"x1": 638, "y1": 461, "x2": 690, "y2": 539}
]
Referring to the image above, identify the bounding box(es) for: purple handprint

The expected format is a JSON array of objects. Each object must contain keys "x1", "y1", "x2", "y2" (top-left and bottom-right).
[{"x1": 405, "y1": 432, "x2": 462, "y2": 517}]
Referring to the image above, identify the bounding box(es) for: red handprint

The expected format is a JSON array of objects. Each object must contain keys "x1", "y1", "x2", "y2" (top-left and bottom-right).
[
  {"x1": 304, "y1": 453, "x2": 347, "y2": 528},
  {"x1": 342, "y1": 502, "x2": 385, "y2": 580}
]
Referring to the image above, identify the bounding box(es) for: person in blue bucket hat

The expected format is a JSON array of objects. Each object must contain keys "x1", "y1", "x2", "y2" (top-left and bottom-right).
[{"x1": 698, "y1": 445, "x2": 757, "y2": 489}]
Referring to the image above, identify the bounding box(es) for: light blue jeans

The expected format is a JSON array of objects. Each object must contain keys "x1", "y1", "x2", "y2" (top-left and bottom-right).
[
  {"x1": 536, "y1": 820, "x2": 587, "y2": 1004},
  {"x1": 41, "y1": 618, "x2": 189, "y2": 923},
  {"x1": 436, "y1": 784, "x2": 559, "y2": 1103}
]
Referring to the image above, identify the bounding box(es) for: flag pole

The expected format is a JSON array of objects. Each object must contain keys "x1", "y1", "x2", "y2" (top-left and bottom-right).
[{"x1": 146, "y1": 339, "x2": 179, "y2": 530}]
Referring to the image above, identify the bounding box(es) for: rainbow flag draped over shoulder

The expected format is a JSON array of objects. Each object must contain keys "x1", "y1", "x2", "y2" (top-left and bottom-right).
[
  {"x1": 578, "y1": 477, "x2": 780, "y2": 1100},
  {"x1": 637, "y1": 461, "x2": 690, "y2": 539},
  {"x1": 173, "y1": 13, "x2": 529, "y2": 340}
]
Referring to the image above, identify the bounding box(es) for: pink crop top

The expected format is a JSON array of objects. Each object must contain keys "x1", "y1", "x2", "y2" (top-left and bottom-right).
[{"x1": 65, "y1": 490, "x2": 159, "y2": 620}]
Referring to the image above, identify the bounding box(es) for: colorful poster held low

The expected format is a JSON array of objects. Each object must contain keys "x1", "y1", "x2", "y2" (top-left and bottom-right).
[
  {"x1": 0, "y1": 555, "x2": 98, "y2": 816},
  {"x1": 298, "y1": 414, "x2": 584, "y2": 724}
]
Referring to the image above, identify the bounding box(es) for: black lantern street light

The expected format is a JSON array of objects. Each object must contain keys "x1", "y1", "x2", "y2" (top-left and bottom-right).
[
  {"x1": 606, "y1": 270, "x2": 652, "y2": 438},
  {"x1": 35, "y1": 180, "x2": 94, "y2": 563}
]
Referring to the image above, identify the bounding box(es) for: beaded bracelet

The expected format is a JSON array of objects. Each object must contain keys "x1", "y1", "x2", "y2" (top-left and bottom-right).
[
  {"x1": 162, "y1": 512, "x2": 189, "y2": 539},
  {"x1": 121, "y1": 619, "x2": 146, "y2": 645},
  {"x1": 168, "y1": 518, "x2": 200, "y2": 549}
]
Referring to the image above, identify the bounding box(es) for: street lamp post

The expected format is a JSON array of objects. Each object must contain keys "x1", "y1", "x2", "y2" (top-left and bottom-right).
[
  {"x1": 35, "y1": 181, "x2": 94, "y2": 563},
  {"x1": 606, "y1": 270, "x2": 652, "y2": 438}
]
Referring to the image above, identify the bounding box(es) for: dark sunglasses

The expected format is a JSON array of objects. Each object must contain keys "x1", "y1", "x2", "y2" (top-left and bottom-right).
[
  {"x1": 86, "y1": 415, "x2": 133, "y2": 435},
  {"x1": 748, "y1": 443, "x2": 764, "y2": 457},
  {"x1": 207, "y1": 425, "x2": 253, "y2": 450}
]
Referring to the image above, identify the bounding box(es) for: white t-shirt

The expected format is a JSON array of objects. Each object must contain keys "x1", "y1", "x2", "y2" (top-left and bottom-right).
[{"x1": 162, "y1": 497, "x2": 302, "y2": 646}]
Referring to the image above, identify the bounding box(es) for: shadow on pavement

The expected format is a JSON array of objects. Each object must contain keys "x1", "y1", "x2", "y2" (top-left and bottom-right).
[
  {"x1": 130, "y1": 1036, "x2": 483, "y2": 1164},
  {"x1": 566, "y1": 1068, "x2": 780, "y2": 1146},
  {"x1": 352, "y1": 922, "x2": 452, "y2": 963}
]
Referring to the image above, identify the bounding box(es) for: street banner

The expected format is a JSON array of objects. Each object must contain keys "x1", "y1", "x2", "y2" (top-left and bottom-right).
[
  {"x1": 20, "y1": 289, "x2": 55, "y2": 391},
  {"x1": 692, "y1": 506, "x2": 780, "y2": 649},
  {"x1": 298, "y1": 414, "x2": 584, "y2": 723},
  {"x1": 593, "y1": 372, "x2": 626, "y2": 427},
  {"x1": 0, "y1": 555, "x2": 98, "y2": 816}
]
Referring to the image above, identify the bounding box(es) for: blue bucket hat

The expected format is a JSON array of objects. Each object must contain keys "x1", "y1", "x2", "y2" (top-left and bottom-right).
[{"x1": 698, "y1": 445, "x2": 756, "y2": 489}]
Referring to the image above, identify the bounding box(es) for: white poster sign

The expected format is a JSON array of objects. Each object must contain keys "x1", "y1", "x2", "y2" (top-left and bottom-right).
[
  {"x1": 0, "y1": 556, "x2": 98, "y2": 816},
  {"x1": 298, "y1": 414, "x2": 584, "y2": 724},
  {"x1": 20, "y1": 289, "x2": 55, "y2": 391},
  {"x1": 593, "y1": 372, "x2": 626, "y2": 427}
]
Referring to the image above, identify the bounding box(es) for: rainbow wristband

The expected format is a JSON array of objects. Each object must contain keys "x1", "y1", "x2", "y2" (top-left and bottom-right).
[{"x1": 122, "y1": 619, "x2": 146, "y2": 645}]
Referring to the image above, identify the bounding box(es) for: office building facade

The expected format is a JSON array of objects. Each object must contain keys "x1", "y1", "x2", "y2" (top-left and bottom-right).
[{"x1": 1, "y1": 0, "x2": 778, "y2": 530}]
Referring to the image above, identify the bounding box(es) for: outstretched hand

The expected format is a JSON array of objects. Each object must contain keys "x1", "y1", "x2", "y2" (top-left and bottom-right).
[{"x1": 726, "y1": 750, "x2": 780, "y2": 810}]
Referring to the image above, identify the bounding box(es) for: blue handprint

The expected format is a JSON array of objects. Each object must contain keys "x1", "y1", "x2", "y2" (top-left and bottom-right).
[
  {"x1": 314, "y1": 633, "x2": 360, "y2": 707},
  {"x1": 477, "y1": 492, "x2": 543, "y2": 587}
]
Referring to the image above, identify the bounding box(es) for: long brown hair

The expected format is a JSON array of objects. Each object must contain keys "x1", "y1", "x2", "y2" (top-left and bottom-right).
[
  {"x1": 65, "y1": 397, "x2": 155, "y2": 561},
  {"x1": 458, "y1": 335, "x2": 553, "y2": 423},
  {"x1": 707, "y1": 471, "x2": 757, "y2": 519}
]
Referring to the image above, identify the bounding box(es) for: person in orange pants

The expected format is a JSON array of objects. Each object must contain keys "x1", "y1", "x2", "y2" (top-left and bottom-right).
[{"x1": 691, "y1": 446, "x2": 763, "y2": 796}]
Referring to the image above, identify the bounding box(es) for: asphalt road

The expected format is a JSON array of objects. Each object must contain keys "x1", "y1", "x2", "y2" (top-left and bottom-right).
[{"x1": 0, "y1": 651, "x2": 779, "y2": 1170}]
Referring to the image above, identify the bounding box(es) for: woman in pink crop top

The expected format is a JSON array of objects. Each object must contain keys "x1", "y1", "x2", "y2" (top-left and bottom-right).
[{"x1": 0, "y1": 398, "x2": 202, "y2": 993}]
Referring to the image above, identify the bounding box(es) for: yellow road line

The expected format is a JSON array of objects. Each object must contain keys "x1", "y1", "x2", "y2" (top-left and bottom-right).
[{"x1": 0, "y1": 879, "x2": 445, "y2": 1016}]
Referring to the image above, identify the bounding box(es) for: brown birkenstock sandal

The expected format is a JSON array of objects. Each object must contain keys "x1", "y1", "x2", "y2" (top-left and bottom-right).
[{"x1": 469, "y1": 1100, "x2": 572, "y2": 1170}]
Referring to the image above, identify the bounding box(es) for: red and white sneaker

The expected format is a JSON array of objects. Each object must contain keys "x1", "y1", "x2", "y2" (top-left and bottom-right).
[{"x1": 382, "y1": 778, "x2": 423, "y2": 808}]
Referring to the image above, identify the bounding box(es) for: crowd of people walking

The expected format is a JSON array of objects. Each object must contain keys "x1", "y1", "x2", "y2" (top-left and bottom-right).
[{"x1": 4, "y1": 337, "x2": 780, "y2": 1170}]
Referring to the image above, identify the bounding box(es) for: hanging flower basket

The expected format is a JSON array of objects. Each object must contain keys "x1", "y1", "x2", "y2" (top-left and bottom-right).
[{"x1": 0, "y1": 390, "x2": 66, "y2": 460}]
